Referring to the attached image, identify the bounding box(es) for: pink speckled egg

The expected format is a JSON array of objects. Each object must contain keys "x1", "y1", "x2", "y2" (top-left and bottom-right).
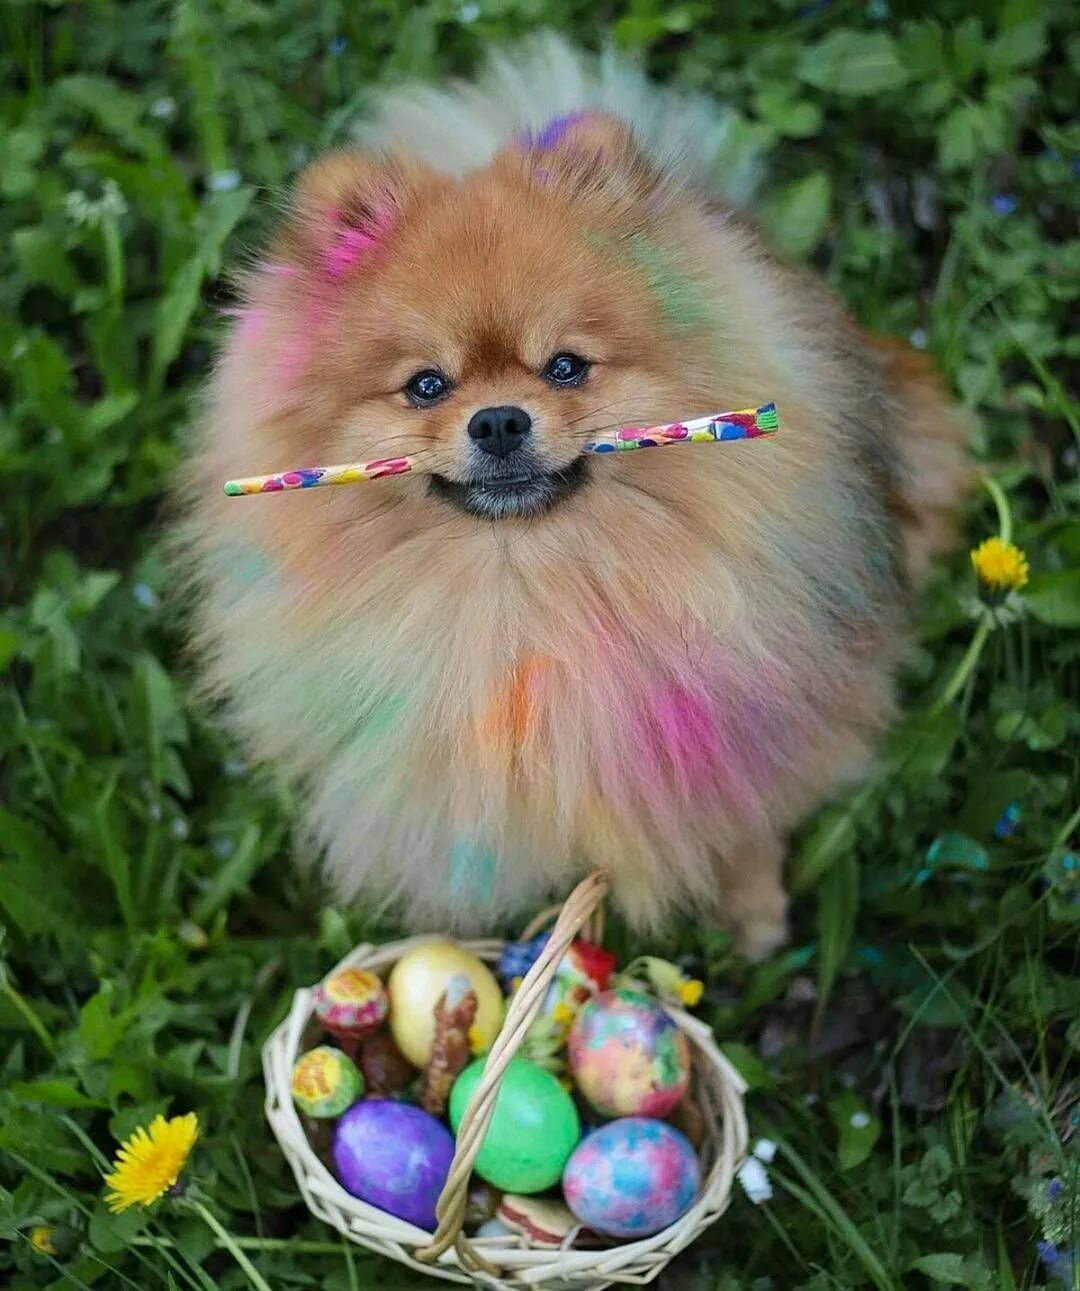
[
  {"x1": 313, "y1": 969, "x2": 388, "y2": 1044},
  {"x1": 562, "y1": 1117, "x2": 699, "y2": 1239},
  {"x1": 568, "y1": 988, "x2": 690, "y2": 1118}
]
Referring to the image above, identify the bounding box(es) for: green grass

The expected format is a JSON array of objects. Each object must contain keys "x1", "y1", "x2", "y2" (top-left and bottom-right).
[{"x1": 1, "y1": 2, "x2": 1078, "y2": 1288}]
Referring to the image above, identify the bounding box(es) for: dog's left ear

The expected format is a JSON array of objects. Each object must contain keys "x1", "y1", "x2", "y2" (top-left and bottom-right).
[{"x1": 507, "y1": 110, "x2": 665, "y2": 208}]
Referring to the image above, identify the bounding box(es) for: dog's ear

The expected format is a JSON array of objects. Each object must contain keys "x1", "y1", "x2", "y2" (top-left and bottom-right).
[
  {"x1": 509, "y1": 111, "x2": 665, "y2": 208},
  {"x1": 276, "y1": 150, "x2": 417, "y2": 278}
]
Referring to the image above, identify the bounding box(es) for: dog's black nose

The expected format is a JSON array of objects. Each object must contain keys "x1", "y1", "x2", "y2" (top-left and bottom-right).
[{"x1": 467, "y1": 405, "x2": 532, "y2": 458}]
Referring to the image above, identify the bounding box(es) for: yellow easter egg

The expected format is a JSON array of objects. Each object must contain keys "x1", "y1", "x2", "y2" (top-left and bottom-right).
[{"x1": 388, "y1": 941, "x2": 504, "y2": 1067}]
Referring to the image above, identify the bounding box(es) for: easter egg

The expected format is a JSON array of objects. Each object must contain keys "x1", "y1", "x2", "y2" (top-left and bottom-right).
[
  {"x1": 562, "y1": 1117, "x2": 700, "y2": 1239},
  {"x1": 448, "y1": 1058, "x2": 579, "y2": 1193},
  {"x1": 388, "y1": 942, "x2": 503, "y2": 1068},
  {"x1": 568, "y1": 988, "x2": 690, "y2": 1118},
  {"x1": 313, "y1": 969, "x2": 389, "y2": 1044},
  {"x1": 497, "y1": 1194, "x2": 578, "y2": 1247},
  {"x1": 332, "y1": 1101, "x2": 453, "y2": 1230},
  {"x1": 290, "y1": 1045, "x2": 363, "y2": 1118}
]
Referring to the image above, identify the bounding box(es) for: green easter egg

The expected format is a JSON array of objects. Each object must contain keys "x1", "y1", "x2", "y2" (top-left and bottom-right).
[{"x1": 449, "y1": 1057, "x2": 580, "y2": 1193}]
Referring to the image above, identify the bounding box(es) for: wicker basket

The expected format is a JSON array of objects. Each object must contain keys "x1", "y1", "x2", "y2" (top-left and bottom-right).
[{"x1": 262, "y1": 872, "x2": 749, "y2": 1289}]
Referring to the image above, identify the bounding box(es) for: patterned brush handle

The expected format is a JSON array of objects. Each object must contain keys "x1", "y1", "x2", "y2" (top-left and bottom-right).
[{"x1": 223, "y1": 403, "x2": 778, "y2": 496}]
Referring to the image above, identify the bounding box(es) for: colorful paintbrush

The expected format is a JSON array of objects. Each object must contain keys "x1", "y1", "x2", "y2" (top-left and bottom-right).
[{"x1": 222, "y1": 402, "x2": 778, "y2": 496}]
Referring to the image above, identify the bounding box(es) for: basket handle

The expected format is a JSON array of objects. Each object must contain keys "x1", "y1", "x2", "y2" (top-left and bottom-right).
[{"x1": 415, "y1": 870, "x2": 610, "y2": 1272}]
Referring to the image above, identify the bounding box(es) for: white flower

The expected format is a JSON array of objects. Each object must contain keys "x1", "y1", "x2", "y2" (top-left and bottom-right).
[
  {"x1": 737, "y1": 1157, "x2": 773, "y2": 1205},
  {"x1": 208, "y1": 169, "x2": 241, "y2": 192},
  {"x1": 751, "y1": 1138, "x2": 777, "y2": 1163},
  {"x1": 99, "y1": 179, "x2": 128, "y2": 218},
  {"x1": 850, "y1": 1111, "x2": 871, "y2": 1129},
  {"x1": 64, "y1": 180, "x2": 127, "y2": 227}
]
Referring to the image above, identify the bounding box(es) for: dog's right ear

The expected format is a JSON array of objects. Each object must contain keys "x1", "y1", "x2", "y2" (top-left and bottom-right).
[{"x1": 276, "y1": 150, "x2": 418, "y2": 280}]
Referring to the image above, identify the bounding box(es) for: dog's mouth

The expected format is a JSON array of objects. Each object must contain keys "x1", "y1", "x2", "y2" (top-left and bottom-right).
[{"x1": 429, "y1": 456, "x2": 589, "y2": 519}]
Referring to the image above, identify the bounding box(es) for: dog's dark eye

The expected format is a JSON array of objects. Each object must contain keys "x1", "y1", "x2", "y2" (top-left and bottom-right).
[
  {"x1": 543, "y1": 352, "x2": 590, "y2": 386},
  {"x1": 405, "y1": 370, "x2": 452, "y2": 405}
]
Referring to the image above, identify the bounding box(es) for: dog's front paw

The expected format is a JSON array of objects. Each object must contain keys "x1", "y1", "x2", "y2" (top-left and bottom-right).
[{"x1": 732, "y1": 909, "x2": 789, "y2": 962}]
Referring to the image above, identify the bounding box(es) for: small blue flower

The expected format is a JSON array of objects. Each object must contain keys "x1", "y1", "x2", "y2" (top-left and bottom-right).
[
  {"x1": 1037, "y1": 1240, "x2": 1059, "y2": 1266},
  {"x1": 496, "y1": 933, "x2": 549, "y2": 986},
  {"x1": 994, "y1": 801, "x2": 1021, "y2": 839},
  {"x1": 909, "y1": 327, "x2": 928, "y2": 350},
  {"x1": 328, "y1": 36, "x2": 347, "y2": 55},
  {"x1": 1048, "y1": 1177, "x2": 1062, "y2": 1201},
  {"x1": 991, "y1": 193, "x2": 1018, "y2": 216}
]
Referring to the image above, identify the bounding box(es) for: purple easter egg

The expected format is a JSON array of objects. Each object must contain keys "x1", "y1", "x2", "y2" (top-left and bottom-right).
[
  {"x1": 562, "y1": 1117, "x2": 699, "y2": 1239},
  {"x1": 332, "y1": 1100, "x2": 453, "y2": 1229}
]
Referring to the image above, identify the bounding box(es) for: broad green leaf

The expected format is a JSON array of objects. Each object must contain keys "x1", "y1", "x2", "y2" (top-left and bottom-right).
[
  {"x1": 790, "y1": 804, "x2": 857, "y2": 894},
  {"x1": 886, "y1": 708, "x2": 962, "y2": 784},
  {"x1": 88, "y1": 1201, "x2": 151, "y2": 1253},
  {"x1": 196, "y1": 187, "x2": 255, "y2": 275},
  {"x1": 150, "y1": 254, "x2": 204, "y2": 384},
  {"x1": 986, "y1": 20, "x2": 1045, "y2": 72},
  {"x1": 828, "y1": 1090, "x2": 882, "y2": 1170},
  {"x1": 1023, "y1": 569, "x2": 1080, "y2": 626},
  {"x1": 766, "y1": 171, "x2": 831, "y2": 259},
  {"x1": 10, "y1": 1079, "x2": 105, "y2": 1109},
  {"x1": 131, "y1": 653, "x2": 189, "y2": 788},
  {"x1": 718, "y1": 1041, "x2": 773, "y2": 1090},
  {"x1": 910, "y1": 1252, "x2": 971, "y2": 1285},
  {"x1": 0, "y1": 857, "x2": 82, "y2": 938},
  {"x1": 12, "y1": 228, "x2": 81, "y2": 297},
  {"x1": 79, "y1": 990, "x2": 129, "y2": 1061},
  {"x1": 816, "y1": 850, "x2": 858, "y2": 1006},
  {"x1": 951, "y1": 17, "x2": 985, "y2": 82},
  {"x1": 190, "y1": 822, "x2": 265, "y2": 924},
  {"x1": 797, "y1": 31, "x2": 910, "y2": 96}
]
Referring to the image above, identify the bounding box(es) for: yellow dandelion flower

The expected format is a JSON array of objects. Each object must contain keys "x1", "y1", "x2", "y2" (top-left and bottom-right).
[
  {"x1": 467, "y1": 1024, "x2": 486, "y2": 1055},
  {"x1": 970, "y1": 538, "x2": 1029, "y2": 591},
  {"x1": 103, "y1": 1113, "x2": 199, "y2": 1213},
  {"x1": 30, "y1": 1226, "x2": 58, "y2": 1256},
  {"x1": 678, "y1": 979, "x2": 705, "y2": 1007},
  {"x1": 551, "y1": 1001, "x2": 576, "y2": 1028}
]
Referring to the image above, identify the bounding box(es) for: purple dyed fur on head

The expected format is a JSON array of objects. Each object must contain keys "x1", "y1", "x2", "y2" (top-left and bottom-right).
[{"x1": 522, "y1": 111, "x2": 588, "y2": 152}]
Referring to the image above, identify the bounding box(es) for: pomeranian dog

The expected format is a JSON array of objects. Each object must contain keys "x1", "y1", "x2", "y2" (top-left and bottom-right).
[{"x1": 183, "y1": 37, "x2": 969, "y2": 957}]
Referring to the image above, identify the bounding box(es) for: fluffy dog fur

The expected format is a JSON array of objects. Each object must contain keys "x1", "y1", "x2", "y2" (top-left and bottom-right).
[{"x1": 182, "y1": 37, "x2": 970, "y2": 956}]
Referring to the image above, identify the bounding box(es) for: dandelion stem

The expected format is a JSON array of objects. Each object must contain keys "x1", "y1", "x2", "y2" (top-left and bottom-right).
[
  {"x1": 982, "y1": 475, "x2": 1012, "y2": 545},
  {"x1": 188, "y1": 1200, "x2": 274, "y2": 1291},
  {"x1": 134, "y1": 1235, "x2": 350, "y2": 1255},
  {"x1": 1051, "y1": 802, "x2": 1080, "y2": 852},
  {"x1": 101, "y1": 214, "x2": 124, "y2": 303},
  {"x1": 0, "y1": 974, "x2": 56, "y2": 1053},
  {"x1": 933, "y1": 618, "x2": 992, "y2": 713}
]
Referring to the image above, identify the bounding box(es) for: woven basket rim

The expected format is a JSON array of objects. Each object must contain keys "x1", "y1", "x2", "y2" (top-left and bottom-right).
[{"x1": 262, "y1": 883, "x2": 749, "y2": 1289}]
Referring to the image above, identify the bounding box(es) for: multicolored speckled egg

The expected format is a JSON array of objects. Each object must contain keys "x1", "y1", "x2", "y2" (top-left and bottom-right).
[
  {"x1": 290, "y1": 1045, "x2": 363, "y2": 1118},
  {"x1": 332, "y1": 1100, "x2": 453, "y2": 1230},
  {"x1": 313, "y1": 969, "x2": 389, "y2": 1050},
  {"x1": 568, "y1": 989, "x2": 690, "y2": 1118},
  {"x1": 562, "y1": 1117, "x2": 700, "y2": 1239}
]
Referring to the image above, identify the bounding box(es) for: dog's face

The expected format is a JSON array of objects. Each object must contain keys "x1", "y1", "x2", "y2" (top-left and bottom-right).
[{"x1": 249, "y1": 114, "x2": 725, "y2": 520}]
